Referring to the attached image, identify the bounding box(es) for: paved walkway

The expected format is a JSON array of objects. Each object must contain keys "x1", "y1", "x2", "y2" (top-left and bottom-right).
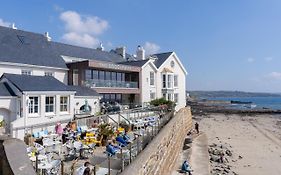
[{"x1": 189, "y1": 133, "x2": 210, "y2": 175}]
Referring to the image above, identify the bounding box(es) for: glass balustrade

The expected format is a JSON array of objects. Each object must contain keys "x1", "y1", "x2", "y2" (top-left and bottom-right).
[{"x1": 84, "y1": 79, "x2": 138, "y2": 88}]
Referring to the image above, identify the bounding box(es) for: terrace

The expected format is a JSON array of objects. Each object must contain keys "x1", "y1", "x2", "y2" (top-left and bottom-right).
[{"x1": 23, "y1": 105, "x2": 174, "y2": 175}]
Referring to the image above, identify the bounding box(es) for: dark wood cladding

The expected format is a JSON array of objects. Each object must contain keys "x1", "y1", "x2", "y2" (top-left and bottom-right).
[{"x1": 93, "y1": 88, "x2": 140, "y2": 94}]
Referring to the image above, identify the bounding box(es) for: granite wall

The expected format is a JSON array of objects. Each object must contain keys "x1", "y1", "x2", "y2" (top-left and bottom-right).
[{"x1": 121, "y1": 107, "x2": 193, "y2": 175}]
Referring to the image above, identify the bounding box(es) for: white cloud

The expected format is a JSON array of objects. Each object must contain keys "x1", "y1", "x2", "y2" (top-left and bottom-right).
[
  {"x1": 143, "y1": 42, "x2": 160, "y2": 55},
  {"x1": 60, "y1": 11, "x2": 108, "y2": 35},
  {"x1": 53, "y1": 5, "x2": 64, "y2": 12},
  {"x1": 266, "y1": 72, "x2": 281, "y2": 80},
  {"x1": 0, "y1": 18, "x2": 11, "y2": 27},
  {"x1": 264, "y1": 57, "x2": 273, "y2": 62},
  {"x1": 62, "y1": 32, "x2": 99, "y2": 48},
  {"x1": 59, "y1": 10, "x2": 109, "y2": 48},
  {"x1": 247, "y1": 57, "x2": 255, "y2": 63}
]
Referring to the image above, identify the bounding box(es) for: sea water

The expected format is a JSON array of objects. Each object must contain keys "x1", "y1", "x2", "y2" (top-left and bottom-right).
[{"x1": 207, "y1": 97, "x2": 281, "y2": 110}]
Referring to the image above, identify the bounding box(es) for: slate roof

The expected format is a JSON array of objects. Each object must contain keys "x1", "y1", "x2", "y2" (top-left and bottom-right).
[
  {"x1": 118, "y1": 59, "x2": 149, "y2": 67},
  {"x1": 0, "y1": 26, "x2": 67, "y2": 69},
  {"x1": 69, "y1": 86, "x2": 100, "y2": 97},
  {"x1": 51, "y1": 42, "x2": 125, "y2": 63},
  {"x1": 0, "y1": 82, "x2": 16, "y2": 96},
  {"x1": 152, "y1": 52, "x2": 173, "y2": 68},
  {"x1": 1, "y1": 73, "x2": 74, "y2": 92},
  {"x1": 109, "y1": 50, "x2": 136, "y2": 62}
]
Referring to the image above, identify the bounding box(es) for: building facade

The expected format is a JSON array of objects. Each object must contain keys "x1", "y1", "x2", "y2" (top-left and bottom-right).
[{"x1": 0, "y1": 25, "x2": 187, "y2": 139}]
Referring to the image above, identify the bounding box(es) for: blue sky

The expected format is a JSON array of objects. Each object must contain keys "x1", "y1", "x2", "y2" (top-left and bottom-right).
[{"x1": 1, "y1": 0, "x2": 281, "y2": 92}]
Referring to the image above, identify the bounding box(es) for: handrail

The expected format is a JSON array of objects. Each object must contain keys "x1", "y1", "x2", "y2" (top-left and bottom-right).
[
  {"x1": 106, "y1": 114, "x2": 119, "y2": 125},
  {"x1": 119, "y1": 113, "x2": 131, "y2": 124}
]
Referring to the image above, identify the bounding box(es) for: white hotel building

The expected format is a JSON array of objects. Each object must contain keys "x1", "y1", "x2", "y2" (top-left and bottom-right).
[{"x1": 0, "y1": 25, "x2": 187, "y2": 139}]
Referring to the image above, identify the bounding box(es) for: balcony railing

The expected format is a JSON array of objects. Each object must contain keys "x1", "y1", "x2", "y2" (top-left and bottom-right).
[{"x1": 84, "y1": 79, "x2": 138, "y2": 88}]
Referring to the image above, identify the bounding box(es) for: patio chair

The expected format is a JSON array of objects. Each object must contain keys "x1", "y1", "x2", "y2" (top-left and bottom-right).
[
  {"x1": 93, "y1": 135, "x2": 103, "y2": 147},
  {"x1": 34, "y1": 142, "x2": 45, "y2": 154}
]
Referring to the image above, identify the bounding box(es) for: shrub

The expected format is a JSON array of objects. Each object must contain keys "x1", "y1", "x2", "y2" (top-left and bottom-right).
[{"x1": 150, "y1": 98, "x2": 175, "y2": 109}]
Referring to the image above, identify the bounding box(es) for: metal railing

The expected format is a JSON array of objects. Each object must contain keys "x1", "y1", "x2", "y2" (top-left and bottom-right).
[{"x1": 84, "y1": 79, "x2": 138, "y2": 88}]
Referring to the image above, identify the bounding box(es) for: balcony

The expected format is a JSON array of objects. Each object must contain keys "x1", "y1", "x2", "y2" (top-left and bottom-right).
[{"x1": 84, "y1": 79, "x2": 138, "y2": 88}]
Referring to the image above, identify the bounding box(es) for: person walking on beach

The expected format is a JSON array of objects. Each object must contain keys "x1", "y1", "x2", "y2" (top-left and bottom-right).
[{"x1": 195, "y1": 122, "x2": 199, "y2": 134}]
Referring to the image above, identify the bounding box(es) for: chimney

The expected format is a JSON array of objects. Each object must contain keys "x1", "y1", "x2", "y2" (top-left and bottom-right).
[
  {"x1": 97, "y1": 43, "x2": 104, "y2": 51},
  {"x1": 136, "y1": 45, "x2": 145, "y2": 60},
  {"x1": 44, "y1": 32, "x2": 52, "y2": 41},
  {"x1": 11, "y1": 23, "x2": 17, "y2": 30},
  {"x1": 115, "y1": 46, "x2": 126, "y2": 59}
]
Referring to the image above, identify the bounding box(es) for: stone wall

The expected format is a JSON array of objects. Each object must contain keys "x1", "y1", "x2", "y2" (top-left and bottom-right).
[
  {"x1": 121, "y1": 107, "x2": 193, "y2": 175},
  {"x1": 0, "y1": 136, "x2": 36, "y2": 175}
]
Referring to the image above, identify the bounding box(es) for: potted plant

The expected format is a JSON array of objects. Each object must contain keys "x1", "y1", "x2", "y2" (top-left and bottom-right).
[{"x1": 98, "y1": 123, "x2": 114, "y2": 146}]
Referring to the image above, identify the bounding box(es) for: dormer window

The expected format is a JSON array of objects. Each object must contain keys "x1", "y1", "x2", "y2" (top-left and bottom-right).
[{"x1": 21, "y1": 70, "x2": 32, "y2": 75}]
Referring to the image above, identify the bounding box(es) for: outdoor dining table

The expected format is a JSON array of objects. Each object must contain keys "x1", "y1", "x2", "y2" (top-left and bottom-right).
[
  {"x1": 95, "y1": 167, "x2": 119, "y2": 175},
  {"x1": 37, "y1": 161, "x2": 53, "y2": 175},
  {"x1": 29, "y1": 154, "x2": 47, "y2": 162}
]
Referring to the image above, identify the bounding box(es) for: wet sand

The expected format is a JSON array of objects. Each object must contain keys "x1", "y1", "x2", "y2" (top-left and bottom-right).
[{"x1": 198, "y1": 114, "x2": 281, "y2": 175}]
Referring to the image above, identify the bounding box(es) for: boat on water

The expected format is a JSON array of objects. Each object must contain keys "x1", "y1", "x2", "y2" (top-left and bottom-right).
[{"x1": 230, "y1": 100, "x2": 252, "y2": 104}]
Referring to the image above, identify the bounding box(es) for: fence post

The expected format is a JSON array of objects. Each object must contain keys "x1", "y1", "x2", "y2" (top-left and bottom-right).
[
  {"x1": 137, "y1": 135, "x2": 140, "y2": 154},
  {"x1": 108, "y1": 155, "x2": 111, "y2": 175},
  {"x1": 35, "y1": 152, "x2": 38, "y2": 173},
  {"x1": 93, "y1": 166, "x2": 96, "y2": 175},
  {"x1": 129, "y1": 143, "x2": 132, "y2": 163},
  {"x1": 61, "y1": 160, "x2": 64, "y2": 175}
]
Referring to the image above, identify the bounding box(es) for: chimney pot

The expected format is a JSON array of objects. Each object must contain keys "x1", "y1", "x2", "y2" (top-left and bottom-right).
[
  {"x1": 136, "y1": 45, "x2": 145, "y2": 60},
  {"x1": 11, "y1": 23, "x2": 17, "y2": 30},
  {"x1": 44, "y1": 32, "x2": 52, "y2": 41},
  {"x1": 115, "y1": 46, "x2": 126, "y2": 59},
  {"x1": 97, "y1": 42, "x2": 104, "y2": 51}
]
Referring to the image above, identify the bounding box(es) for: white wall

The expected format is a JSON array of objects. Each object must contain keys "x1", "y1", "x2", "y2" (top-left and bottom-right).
[
  {"x1": 10, "y1": 93, "x2": 75, "y2": 139},
  {"x1": 156, "y1": 53, "x2": 187, "y2": 111},
  {"x1": 141, "y1": 62, "x2": 157, "y2": 105},
  {"x1": 0, "y1": 63, "x2": 68, "y2": 84},
  {"x1": 73, "y1": 97, "x2": 100, "y2": 115}
]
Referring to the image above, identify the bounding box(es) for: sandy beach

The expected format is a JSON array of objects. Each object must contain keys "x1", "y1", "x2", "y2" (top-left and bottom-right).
[{"x1": 197, "y1": 114, "x2": 281, "y2": 175}]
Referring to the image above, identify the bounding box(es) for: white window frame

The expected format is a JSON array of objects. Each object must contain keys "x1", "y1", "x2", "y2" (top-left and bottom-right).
[
  {"x1": 22, "y1": 70, "x2": 32, "y2": 75},
  {"x1": 28, "y1": 96, "x2": 39, "y2": 115},
  {"x1": 167, "y1": 93, "x2": 173, "y2": 101},
  {"x1": 150, "y1": 92, "x2": 155, "y2": 100},
  {"x1": 167, "y1": 74, "x2": 173, "y2": 89},
  {"x1": 150, "y1": 72, "x2": 155, "y2": 86},
  {"x1": 174, "y1": 75, "x2": 178, "y2": 87},
  {"x1": 174, "y1": 93, "x2": 179, "y2": 103},
  {"x1": 60, "y1": 96, "x2": 69, "y2": 113},
  {"x1": 162, "y1": 74, "x2": 166, "y2": 88},
  {"x1": 45, "y1": 96, "x2": 55, "y2": 113},
  {"x1": 45, "y1": 72, "x2": 54, "y2": 77}
]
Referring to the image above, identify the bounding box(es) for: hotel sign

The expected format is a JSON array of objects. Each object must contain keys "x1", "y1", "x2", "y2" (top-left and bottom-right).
[{"x1": 89, "y1": 60, "x2": 140, "y2": 72}]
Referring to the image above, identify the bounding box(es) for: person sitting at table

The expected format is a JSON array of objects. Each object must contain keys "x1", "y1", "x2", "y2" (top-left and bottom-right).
[
  {"x1": 76, "y1": 161, "x2": 91, "y2": 175},
  {"x1": 91, "y1": 120, "x2": 99, "y2": 128},
  {"x1": 116, "y1": 134, "x2": 127, "y2": 147},
  {"x1": 83, "y1": 167, "x2": 91, "y2": 175},
  {"x1": 106, "y1": 140, "x2": 119, "y2": 156},
  {"x1": 123, "y1": 131, "x2": 132, "y2": 143}
]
